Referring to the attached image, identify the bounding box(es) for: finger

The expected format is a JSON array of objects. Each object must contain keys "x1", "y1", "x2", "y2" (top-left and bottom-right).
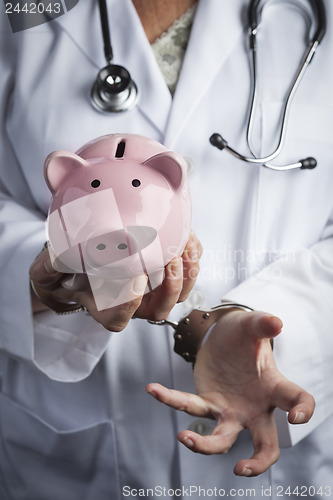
[
  {"x1": 178, "y1": 421, "x2": 242, "y2": 455},
  {"x1": 141, "y1": 258, "x2": 183, "y2": 321},
  {"x1": 272, "y1": 378, "x2": 315, "y2": 425},
  {"x1": 234, "y1": 414, "x2": 280, "y2": 477},
  {"x1": 178, "y1": 239, "x2": 200, "y2": 302},
  {"x1": 241, "y1": 311, "x2": 283, "y2": 341},
  {"x1": 29, "y1": 247, "x2": 63, "y2": 288},
  {"x1": 189, "y1": 230, "x2": 203, "y2": 259},
  {"x1": 61, "y1": 273, "x2": 91, "y2": 291},
  {"x1": 145, "y1": 383, "x2": 212, "y2": 417},
  {"x1": 77, "y1": 275, "x2": 147, "y2": 332}
]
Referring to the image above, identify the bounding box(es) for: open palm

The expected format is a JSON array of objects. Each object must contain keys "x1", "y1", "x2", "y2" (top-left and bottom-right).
[{"x1": 146, "y1": 310, "x2": 315, "y2": 476}]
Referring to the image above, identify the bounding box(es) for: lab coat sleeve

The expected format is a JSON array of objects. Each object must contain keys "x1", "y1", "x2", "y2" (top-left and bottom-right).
[
  {"x1": 0, "y1": 21, "x2": 111, "y2": 383},
  {"x1": 226, "y1": 219, "x2": 333, "y2": 447},
  {"x1": 0, "y1": 190, "x2": 112, "y2": 383}
]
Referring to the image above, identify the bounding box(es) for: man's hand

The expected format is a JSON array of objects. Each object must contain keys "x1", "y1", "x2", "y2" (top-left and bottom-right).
[
  {"x1": 146, "y1": 310, "x2": 315, "y2": 476},
  {"x1": 29, "y1": 231, "x2": 203, "y2": 331}
]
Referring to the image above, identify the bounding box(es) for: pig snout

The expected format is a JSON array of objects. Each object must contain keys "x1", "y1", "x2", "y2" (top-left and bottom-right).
[{"x1": 83, "y1": 226, "x2": 158, "y2": 268}]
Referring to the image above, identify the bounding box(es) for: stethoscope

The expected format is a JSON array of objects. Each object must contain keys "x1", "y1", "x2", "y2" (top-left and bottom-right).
[
  {"x1": 91, "y1": 0, "x2": 326, "y2": 171},
  {"x1": 91, "y1": 0, "x2": 138, "y2": 113}
]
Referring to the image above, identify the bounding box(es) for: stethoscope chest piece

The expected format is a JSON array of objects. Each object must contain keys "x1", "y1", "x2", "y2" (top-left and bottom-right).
[{"x1": 91, "y1": 64, "x2": 138, "y2": 113}]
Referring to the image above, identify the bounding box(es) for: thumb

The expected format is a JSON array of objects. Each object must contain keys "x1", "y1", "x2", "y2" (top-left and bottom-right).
[{"x1": 242, "y1": 311, "x2": 283, "y2": 341}]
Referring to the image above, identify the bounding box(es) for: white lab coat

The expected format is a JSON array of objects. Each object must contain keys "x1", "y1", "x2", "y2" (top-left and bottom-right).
[{"x1": 0, "y1": 0, "x2": 333, "y2": 498}]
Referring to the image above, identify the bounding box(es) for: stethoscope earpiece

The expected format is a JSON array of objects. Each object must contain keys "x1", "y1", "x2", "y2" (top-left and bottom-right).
[{"x1": 91, "y1": 63, "x2": 138, "y2": 113}]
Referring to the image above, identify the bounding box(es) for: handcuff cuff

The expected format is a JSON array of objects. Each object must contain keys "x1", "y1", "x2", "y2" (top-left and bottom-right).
[{"x1": 149, "y1": 302, "x2": 254, "y2": 366}]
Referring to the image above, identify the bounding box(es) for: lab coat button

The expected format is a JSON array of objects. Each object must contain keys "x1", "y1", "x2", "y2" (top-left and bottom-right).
[{"x1": 188, "y1": 419, "x2": 213, "y2": 436}]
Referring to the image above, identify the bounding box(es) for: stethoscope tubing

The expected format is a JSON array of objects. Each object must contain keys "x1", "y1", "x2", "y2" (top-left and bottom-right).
[
  {"x1": 92, "y1": 0, "x2": 326, "y2": 170},
  {"x1": 244, "y1": 41, "x2": 318, "y2": 165},
  {"x1": 210, "y1": 0, "x2": 326, "y2": 170},
  {"x1": 248, "y1": 0, "x2": 326, "y2": 45}
]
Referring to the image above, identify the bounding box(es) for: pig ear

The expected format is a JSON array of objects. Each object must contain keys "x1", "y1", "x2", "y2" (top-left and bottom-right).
[
  {"x1": 44, "y1": 150, "x2": 89, "y2": 194},
  {"x1": 143, "y1": 152, "x2": 187, "y2": 190}
]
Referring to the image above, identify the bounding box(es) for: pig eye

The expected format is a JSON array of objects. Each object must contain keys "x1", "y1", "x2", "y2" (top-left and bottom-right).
[
  {"x1": 91, "y1": 179, "x2": 101, "y2": 188},
  {"x1": 132, "y1": 179, "x2": 141, "y2": 187}
]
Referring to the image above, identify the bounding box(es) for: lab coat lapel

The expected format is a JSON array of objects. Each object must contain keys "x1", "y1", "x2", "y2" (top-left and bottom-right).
[
  {"x1": 164, "y1": 0, "x2": 246, "y2": 148},
  {"x1": 51, "y1": 0, "x2": 105, "y2": 69},
  {"x1": 53, "y1": 0, "x2": 171, "y2": 136}
]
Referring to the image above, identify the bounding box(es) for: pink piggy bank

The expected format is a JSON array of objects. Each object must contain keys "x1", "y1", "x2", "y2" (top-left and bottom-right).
[{"x1": 44, "y1": 133, "x2": 191, "y2": 311}]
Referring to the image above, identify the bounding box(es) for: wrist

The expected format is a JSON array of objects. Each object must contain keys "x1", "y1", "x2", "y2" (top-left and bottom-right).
[
  {"x1": 30, "y1": 282, "x2": 49, "y2": 313},
  {"x1": 30, "y1": 241, "x2": 87, "y2": 315},
  {"x1": 173, "y1": 302, "x2": 254, "y2": 365},
  {"x1": 30, "y1": 279, "x2": 87, "y2": 315},
  {"x1": 200, "y1": 307, "x2": 241, "y2": 348}
]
